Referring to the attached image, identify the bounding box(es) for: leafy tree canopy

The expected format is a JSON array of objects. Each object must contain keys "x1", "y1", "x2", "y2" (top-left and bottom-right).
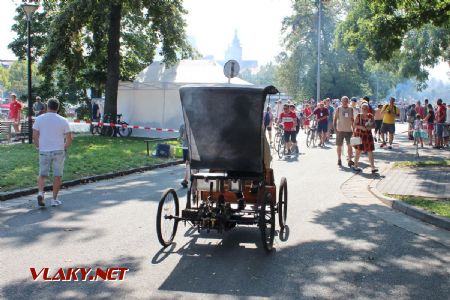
[{"x1": 338, "y1": 0, "x2": 450, "y2": 72}]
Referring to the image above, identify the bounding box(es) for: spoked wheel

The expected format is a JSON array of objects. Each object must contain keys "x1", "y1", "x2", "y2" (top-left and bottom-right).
[
  {"x1": 277, "y1": 141, "x2": 285, "y2": 159},
  {"x1": 156, "y1": 188, "x2": 180, "y2": 247},
  {"x1": 118, "y1": 122, "x2": 132, "y2": 137},
  {"x1": 312, "y1": 131, "x2": 317, "y2": 147},
  {"x1": 278, "y1": 177, "x2": 288, "y2": 229},
  {"x1": 306, "y1": 130, "x2": 312, "y2": 148},
  {"x1": 259, "y1": 192, "x2": 275, "y2": 253}
]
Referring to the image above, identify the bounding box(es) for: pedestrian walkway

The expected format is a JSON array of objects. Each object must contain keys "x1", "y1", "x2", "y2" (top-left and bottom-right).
[{"x1": 377, "y1": 166, "x2": 450, "y2": 199}]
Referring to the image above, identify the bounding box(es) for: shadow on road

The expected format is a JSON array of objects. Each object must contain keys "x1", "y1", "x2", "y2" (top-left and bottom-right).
[{"x1": 152, "y1": 203, "x2": 449, "y2": 299}]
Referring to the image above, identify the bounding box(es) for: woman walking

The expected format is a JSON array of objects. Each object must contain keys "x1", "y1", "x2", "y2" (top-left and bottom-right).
[
  {"x1": 423, "y1": 104, "x2": 435, "y2": 146},
  {"x1": 352, "y1": 102, "x2": 378, "y2": 173}
]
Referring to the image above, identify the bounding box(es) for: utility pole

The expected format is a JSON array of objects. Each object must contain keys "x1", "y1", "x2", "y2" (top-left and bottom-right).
[{"x1": 316, "y1": 0, "x2": 322, "y2": 103}]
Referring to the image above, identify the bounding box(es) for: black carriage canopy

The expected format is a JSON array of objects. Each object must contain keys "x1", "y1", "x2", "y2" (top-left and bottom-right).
[{"x1": 179, "y1": 84, "x2": 278, "y2": 174}]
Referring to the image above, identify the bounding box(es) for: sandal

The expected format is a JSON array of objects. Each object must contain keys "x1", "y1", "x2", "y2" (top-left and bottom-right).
[
  {"x1": 352, "y1": 166, "x2": 361, "y2": 172},
  {"x1": 371, "y1": 168, "x2": 379, "y2": 174}
]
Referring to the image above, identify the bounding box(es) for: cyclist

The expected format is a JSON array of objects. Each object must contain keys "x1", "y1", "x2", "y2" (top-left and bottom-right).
[{"x1": 278, "y1": 103, "x2": 297, "y2": 155}]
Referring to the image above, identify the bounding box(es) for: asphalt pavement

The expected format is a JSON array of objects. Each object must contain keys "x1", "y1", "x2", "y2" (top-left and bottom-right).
[{"x1": 1, "y1": 128, "x2": 449, "y2": 299}]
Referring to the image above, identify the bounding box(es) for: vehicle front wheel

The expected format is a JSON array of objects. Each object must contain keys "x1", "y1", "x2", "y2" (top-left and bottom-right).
[
  {"x1": 156, "y1": 188, "x2": 180, "y2": 247},
  {"x1": 260, "y1": 192, "x2": 275, "y2": 253}
]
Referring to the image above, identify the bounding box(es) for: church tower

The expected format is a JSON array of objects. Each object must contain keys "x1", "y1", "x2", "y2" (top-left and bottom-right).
[{"x1": 225, "y1": 29, "x2": 242, "y2": 63}]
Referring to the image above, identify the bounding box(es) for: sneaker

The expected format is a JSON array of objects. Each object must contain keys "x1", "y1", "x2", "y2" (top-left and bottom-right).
[
  {"x1": 338, "y1": 159, "x2": 342, "y2": 166},
  {"x1": 388, "y1": 145, "x2": 392, "y2": 149},
  {"x1": 380, "y1": 143, "x2": 386, "y2": 148},
  {"x1": 51, "y1": 199, "x2": 62, "y2": 207},
  {"x1": 181, "y1": 180, "x2": 188, "y2": 188},
  {"x1": 37, "y1": 194, "x2": 45, "y2": 207},
  {"x1": 348, "y1": 160, "x2": 355, "y2": 167},
  {"x1": 371, "y1": 168, "x2": 379, "y2": 174}
]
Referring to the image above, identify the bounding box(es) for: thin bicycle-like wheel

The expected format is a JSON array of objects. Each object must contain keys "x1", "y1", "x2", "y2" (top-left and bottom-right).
[
  {"x1": 118, "y1": 122, "x2": 133, "y2": 137},
  {"x1": 277, "y1": 140, "x2": 285, "y2": 159},
  {"x1": 312, "y1": 130, "x2": 317, "y2": 147},
  {"x1": 278, "y1": 177, "x2": 288, "y2": 229},
  {"x1": 306, "y1": 130, "x2": 312, "y2": 148},
  {"x1": 156, "y1": 188, "x2": 180, "y2": 247},
  {"x1": 259, "y1": 191, "x2": 275, "y2": 253}
]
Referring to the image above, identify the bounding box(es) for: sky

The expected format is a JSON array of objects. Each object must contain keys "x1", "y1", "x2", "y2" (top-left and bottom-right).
[
  {"x1": 0, "y1": 0, "x2": 448, "y2": 81},
  {"x1": 0, "y1": 0, "x2": 293, "y2": 65}
]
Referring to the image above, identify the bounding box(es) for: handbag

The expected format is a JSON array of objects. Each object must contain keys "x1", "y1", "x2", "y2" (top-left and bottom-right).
[{"x1": 350, "y1": 136, "x2": 362, "y2": 146}]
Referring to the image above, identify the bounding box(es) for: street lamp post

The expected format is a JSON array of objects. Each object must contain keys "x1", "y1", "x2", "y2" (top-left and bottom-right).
[
  {"x1": 22, "y1": 3, "x2": 39, "y2": 144},
  {"x1": 316, "y1": 0, "x2": 322, "y2": 103}
]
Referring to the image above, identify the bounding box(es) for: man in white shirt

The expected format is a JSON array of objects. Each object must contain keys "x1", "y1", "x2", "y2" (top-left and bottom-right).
[{"x1": 33, "y1": 98, "x2": 72, "y2": 207}]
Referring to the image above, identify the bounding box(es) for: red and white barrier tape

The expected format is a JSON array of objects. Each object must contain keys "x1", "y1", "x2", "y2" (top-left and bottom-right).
[{"x1": 71, "y1": 120, "x2": 179, "y2": 133}]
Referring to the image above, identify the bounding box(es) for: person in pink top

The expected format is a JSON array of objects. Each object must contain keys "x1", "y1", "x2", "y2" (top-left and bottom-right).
[{"x1": 303, "y1": 103, "x2": 312, "y2": 132}]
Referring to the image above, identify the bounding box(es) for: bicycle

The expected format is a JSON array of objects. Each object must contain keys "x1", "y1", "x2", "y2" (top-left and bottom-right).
[
  {"x1": 92, "y1": 113, "x2": 132, "y2": 137},
  {"x1": 306, "y1": 118, "x2": 318, "y2": 148},
  {"x1": 273, "y1": 124, "x2": 283, "y2": 155}
]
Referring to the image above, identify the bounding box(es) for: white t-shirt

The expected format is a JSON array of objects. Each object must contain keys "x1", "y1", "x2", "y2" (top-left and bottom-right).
[{"x1": 33, "y1": 112, "x2": 71, "y2": 152}]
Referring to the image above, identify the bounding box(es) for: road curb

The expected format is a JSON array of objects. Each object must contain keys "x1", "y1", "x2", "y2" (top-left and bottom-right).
[
  {"x1": 368, "y1": 173, "x2": 450, "y2": 231},
  {"x1": 0, "y1": 160, "x2": 184, "y2": 201}
]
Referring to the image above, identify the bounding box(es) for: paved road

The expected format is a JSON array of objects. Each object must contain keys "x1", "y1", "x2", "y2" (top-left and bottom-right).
[{"x1": 1, "y1": 130, "x2": 449, "y2": 299}]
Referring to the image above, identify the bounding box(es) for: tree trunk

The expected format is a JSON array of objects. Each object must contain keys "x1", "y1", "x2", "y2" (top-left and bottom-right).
[{"x1": 104, "y1": 1, "x2": 122, "y2": 128}]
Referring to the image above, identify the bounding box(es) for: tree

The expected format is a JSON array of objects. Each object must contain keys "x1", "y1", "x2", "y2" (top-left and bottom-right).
[
  {"x1": 9, "y1": 0, "x2": 193, "y2": 121},
  {"x1": 8, "y1": 60, "x2": 43, "y2": 100},
  {"x1": 278, "y1": 0, "x2": 376, "y2": 101},
  {"x1": 0, "y1": 67, "x2": 10, "y2": 92},
  {"x1": 338, "y1": 0, "x2": 450, "y2": 86},
  {"x1": 239, "y1": 63, "x2": 280, "y2": 87}
]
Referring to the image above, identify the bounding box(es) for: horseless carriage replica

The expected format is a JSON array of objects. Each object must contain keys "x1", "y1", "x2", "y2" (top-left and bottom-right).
[{"x1": 156, "y1": 85, "x2": 288, "y2": 252}]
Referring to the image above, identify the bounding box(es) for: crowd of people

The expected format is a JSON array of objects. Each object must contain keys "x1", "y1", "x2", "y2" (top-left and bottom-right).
[{"x1": 264, "y1": 95, "x2": 450, "y2": 173}]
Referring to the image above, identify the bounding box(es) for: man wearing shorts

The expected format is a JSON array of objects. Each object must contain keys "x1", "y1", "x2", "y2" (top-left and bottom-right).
[
  {"x1": 33, "y1": 98, "x2": 72, "y2": 207},
  {"x1": 334, "y1": 96, "x2": 354, "y2": 167},
  {"x1": 380, "y1": 97, "x2": 399, "y2": 149},
  {"x1": 313, "y1": 101, "x2": 329, "y2": 147},
  {"x1": 435, "y1": 99, "x2": 447, "y2": 149},
  {"x1": 279, "y1": 103, "x2": 297, "y2": 155}
]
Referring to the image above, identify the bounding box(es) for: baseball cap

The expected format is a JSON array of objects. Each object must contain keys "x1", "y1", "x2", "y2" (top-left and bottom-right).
[{"x1": 351, "y1": 97, "x2": 357, "y2": 102}]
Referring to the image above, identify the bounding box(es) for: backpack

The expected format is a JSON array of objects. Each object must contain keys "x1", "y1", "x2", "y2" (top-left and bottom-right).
[{"x1": 264, "y1": 112, "x2": 271, "y2": 126}]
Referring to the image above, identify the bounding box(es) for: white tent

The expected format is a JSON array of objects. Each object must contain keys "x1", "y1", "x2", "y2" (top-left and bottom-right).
[{"x1": 118, "y1": 60, "x2": 252, "y2": 138}]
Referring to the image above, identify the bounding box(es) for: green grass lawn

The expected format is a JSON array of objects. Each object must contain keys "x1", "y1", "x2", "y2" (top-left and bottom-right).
[
  {"x1": 389, "y1": 194, "x2": 450, "y2": 219},
  {"x1": 0, "y1": 135, "x2": 180, "y2": 192},
  {"x1": 394, "y1": 160, "x2": 450, "y2": 168}
]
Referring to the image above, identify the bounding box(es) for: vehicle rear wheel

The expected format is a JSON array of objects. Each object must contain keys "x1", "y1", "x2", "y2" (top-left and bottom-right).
[
  {"x1": 278, "y1": 177, "x2": 288, "y2": 229},
  {"x1": 260, "y1": 192, "x2": 275, "y2": 253},
  {"x1": 156, "y1": 188, "x2": 179, "y2": 247}
]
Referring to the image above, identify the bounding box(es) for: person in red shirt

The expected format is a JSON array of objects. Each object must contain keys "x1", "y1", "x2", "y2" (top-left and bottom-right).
[
  {"x1": 278, "y1": 103, "x2": 298, "y2": 155},
  {"x1": 303, "y1": 103, "x2": 312, "y2": 133},
  {"x1": 9, "y1": 93, "x2": 23, "y2": 133},
  {"x1": 313, "y1": 101, "x2": 329, "y2": 147},
  {"x1": 435, "y1": 98, "x2": 447, "y2": 149}
]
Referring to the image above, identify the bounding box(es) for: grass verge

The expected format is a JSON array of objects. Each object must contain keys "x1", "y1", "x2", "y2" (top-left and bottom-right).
[
  {"x1": 388, "y1": 194, "x2": 450, "y2": 219},
  {"x1": 0, "y1": 135, "x2": 180, "y2": 192},
  {"x1": 393, "y1": 160, "x2": 450, "y2": 168}
]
